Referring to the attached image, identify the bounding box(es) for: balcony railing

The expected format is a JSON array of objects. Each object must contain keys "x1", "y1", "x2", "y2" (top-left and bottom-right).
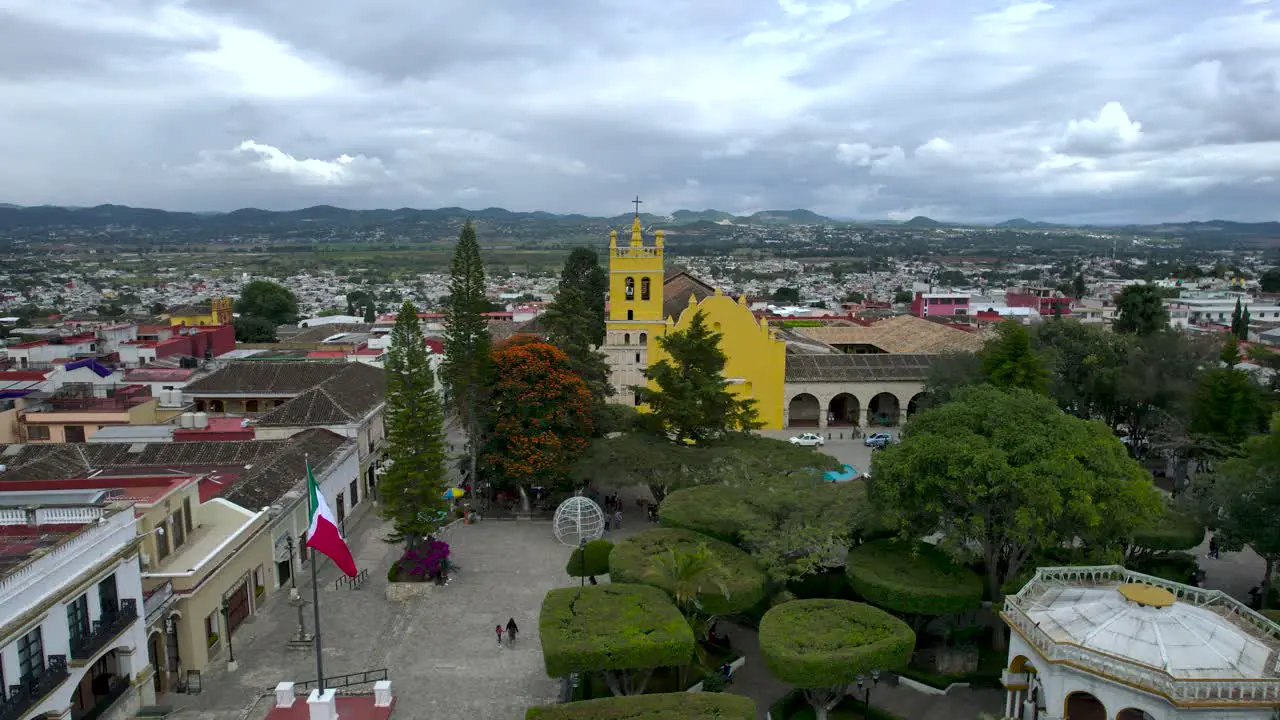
[
  {"x1": 144, "y1": 581, "x2": 175, "y2": 626},
  {"x1": 70, "y1": 599, "x2": 139, "y2": 663},
  {"x1": 1003, "y1": 565, "x2": 1280, "y2": 706},
  {"x1": 78, "y1": 676, "x2": 132, "y2": 720},
  {"x1": 0, "y1": 655, "x2": 70, "y2": 720}
]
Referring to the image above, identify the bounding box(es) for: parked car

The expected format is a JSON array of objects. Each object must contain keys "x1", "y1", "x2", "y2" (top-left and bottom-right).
[
  {"x1": 789, "y1": 432, "x2": 825, "y2": 447},
  {"x1": 863, "y1": 432, "x2": 893, "y2": 448}
]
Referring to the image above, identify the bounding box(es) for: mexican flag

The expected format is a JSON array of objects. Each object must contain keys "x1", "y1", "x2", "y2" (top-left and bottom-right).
[{"x1": 305, "y1": 460, "x2": 358, "y2": 577}]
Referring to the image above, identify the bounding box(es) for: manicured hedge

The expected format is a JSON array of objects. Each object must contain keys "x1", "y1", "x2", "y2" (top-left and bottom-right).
[
  {"x1": 845, "y1": 539, "x2": 982, "y2": 616},
  {"x1": 567, "y1": 539, "x2": 615, "y2": 578},
  {"x1": 1129, "y1": 509, "x2": 1206, "y2": 553},
  {"x1": 759, "y1": 599, "x2": 915, "y2": 688},
  {"x1": 526, "y1": 692, "x2": 756, "y2": 720},
  {"x1": 540, "y1": 584, "x2": 694, "y2": 678},
  {"x1": 608, "y1": 528, "x2": 768, "y2": 616},
  {"x1": 659, "y1": 485, "x2": 761, "y2": 544}
]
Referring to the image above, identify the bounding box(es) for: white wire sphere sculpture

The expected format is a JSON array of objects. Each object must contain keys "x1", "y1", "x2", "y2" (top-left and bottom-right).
[{"x1": 553, "y1": 496, "x2": 606, "y2": 547}]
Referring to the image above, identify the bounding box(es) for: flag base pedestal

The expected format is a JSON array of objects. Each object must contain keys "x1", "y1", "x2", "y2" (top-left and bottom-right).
[{"x1": 227, "y1": 660, "x2": 238, "y2": 672}]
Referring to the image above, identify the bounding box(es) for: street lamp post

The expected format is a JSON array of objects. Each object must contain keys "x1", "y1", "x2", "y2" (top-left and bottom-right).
[
  {"x1": 221, "y1": 601, "x2": 237, "y2": 671},
  {"x1": 855, "y1": 669, "x2": 881, "y2": 709},
  {"x1": 285, "y1": 536, "x2": 299, "y2": 595},
  {"x1": 579, "y1": 536, "x2": 587, "y2": 588}
]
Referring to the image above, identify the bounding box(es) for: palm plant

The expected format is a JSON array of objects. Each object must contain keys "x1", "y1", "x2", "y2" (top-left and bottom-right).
[{"x1": 644, "y1": 544, "x2": 731, "y2": 685}]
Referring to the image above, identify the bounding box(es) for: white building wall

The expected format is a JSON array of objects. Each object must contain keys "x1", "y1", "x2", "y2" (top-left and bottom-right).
[
  {"x1": 0, "y1": 506, "x2": 153, "y2": 719},
  {"x1": 1006, "y1": 630, "x2": 1272, "y2": 720}
]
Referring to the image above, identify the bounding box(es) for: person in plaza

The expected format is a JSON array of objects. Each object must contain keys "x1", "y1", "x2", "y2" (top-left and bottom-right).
[
  {"x1": 495, "y1": 623, "x2": 504, "y2": 645},
  {"x1": 1208, "y1": 534, "x2": 1220, "y2": 559},
  {"x1": 613, "y1": 509, "x2": 622, "y2": 530},
  {"x1": 506, "y1": 617, "x2": 519, "y2": 645}
]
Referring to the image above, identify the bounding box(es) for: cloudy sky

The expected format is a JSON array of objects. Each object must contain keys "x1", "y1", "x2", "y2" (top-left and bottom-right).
[{"x1": 3, "y1": 0, "x2": 1279, "y2": 223}]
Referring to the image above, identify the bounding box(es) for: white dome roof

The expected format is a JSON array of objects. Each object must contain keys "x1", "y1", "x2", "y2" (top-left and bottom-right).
[{"x1": 1026, "y1": 585, "x2": 1275, "y2": 679}]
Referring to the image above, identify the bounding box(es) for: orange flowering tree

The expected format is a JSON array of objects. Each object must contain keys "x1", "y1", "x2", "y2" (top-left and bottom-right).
[{"x1": 481, "y1": 338, "x2": 595, "y2": 496}]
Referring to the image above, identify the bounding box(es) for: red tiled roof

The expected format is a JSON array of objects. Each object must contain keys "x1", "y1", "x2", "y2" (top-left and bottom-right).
[
  {"x1": 0, "y1": 370, "x2": 50, "y2": 381},
  {"x1": 306, "y1": 351, "x2": 347, "y2": 359},
  {"x1": 123, "y1": 368, "x2": 194, "y2": 382}
]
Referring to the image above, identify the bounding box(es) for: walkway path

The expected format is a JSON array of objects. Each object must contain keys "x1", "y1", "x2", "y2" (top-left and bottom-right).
[{"x1": 166, "y1": 513, "x2": 578, "y2": 720}]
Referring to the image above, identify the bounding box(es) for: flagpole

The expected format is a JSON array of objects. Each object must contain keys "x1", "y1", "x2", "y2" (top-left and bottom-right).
[{"x1": 306, "y1": 454, "x2": 326, "y2": 691}]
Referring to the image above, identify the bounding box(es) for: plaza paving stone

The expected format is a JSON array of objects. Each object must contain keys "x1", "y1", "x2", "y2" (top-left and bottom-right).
[{"x1": 165, "y1": 512, "x2": 589, "y2": 720}]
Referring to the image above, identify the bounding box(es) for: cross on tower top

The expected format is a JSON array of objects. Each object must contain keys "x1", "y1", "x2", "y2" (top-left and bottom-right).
[{"x1": 632, "y1": 195, "x2": 643, "y2": 218}]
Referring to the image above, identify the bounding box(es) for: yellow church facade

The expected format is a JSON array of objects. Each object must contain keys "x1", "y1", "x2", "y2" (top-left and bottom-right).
[
  {"x1": 168, "y1": 296, "x2": 233, "y2": 327},
  {"x1": 603, "y1": 216, "x2": 787, "y2": 429}
]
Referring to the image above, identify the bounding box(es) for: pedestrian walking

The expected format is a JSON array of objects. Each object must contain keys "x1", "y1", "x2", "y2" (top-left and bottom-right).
[
  {"x1": 1209, "y1": 535, "x2": 1220, "y2": 559},
  {"x1": 506, "y1": 617, "x2": 519, "y2": 646},
  {"x1": 613, "y1": 509, "x2": 622, "y2": 530},
  {"x1": 495, "y1": 624, "x2": 504, "y2": 645}
]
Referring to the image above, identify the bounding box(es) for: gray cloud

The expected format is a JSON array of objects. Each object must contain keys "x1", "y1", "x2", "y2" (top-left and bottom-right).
[{"x1": 1, "y1": 0, "x2": 1279, "y2": 222}]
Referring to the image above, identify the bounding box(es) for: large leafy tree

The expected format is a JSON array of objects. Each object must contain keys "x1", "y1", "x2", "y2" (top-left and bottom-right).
[
  {"x1": 868, "y1": 385, "x2": 1163, "y2": 623},
  {"x1": 481, "y1": 338, "x2": 595, "y2": 496},
  {"x1": 1113, "y1": 284, "x2": 1170, "y2": 335},
  {"x1": 759, "y1": 599, "x2": 915, "y2": 720},
  {"x1": 380, "y1": 302, "x2": 449, "y2": 547},
  {"x1": 234, "y1": 279, "x2": 300, "y2": 325},
  {"x1": 542, "y1": 250, "x2": 612, "y2": 401},
  {"x1": 1206, "y1": 415, "x2": 1280, "y2": 608},
  {"x1": 658, "y1": 481, "x2": 875, "y2": 584},
  {"x1": 1190, "y1": 338, "x2": 1266, "y2": 462},
  {"x1": 234, "y1": 315, "x2": 277, "y2": 343},
  {"x1": 978, "y1": 320, "x2": 1048, "y2": 393},
  {"x1": 1033, "y1": 320, "x2": 1128, "y2": 422},
  {"x1": 441, "y1": 220, "x2": 492, "y2": 495},
  {"x1": 571, "y1": 433, "x2": 836, "y2": 503},
  {"x1": 638, "y1": 310, "x2": 761, "y2": 442}
]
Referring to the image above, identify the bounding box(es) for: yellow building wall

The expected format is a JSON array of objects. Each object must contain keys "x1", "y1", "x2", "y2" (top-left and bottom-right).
[{"x1": 646, "y1": 290, "x2": 787, "y2": 429}]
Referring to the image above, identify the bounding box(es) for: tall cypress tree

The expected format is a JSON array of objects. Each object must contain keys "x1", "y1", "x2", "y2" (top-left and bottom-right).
[
  {"x1": 543, "y1": 248, "x2": 612, "y2": 399},
  {"x1": 380, "y1": 301, "x2": 449, "y2": 548},
  {"x1": 1240, "y1": 305, "x2": 1251, "y2": 341},
  {"x1": 441, "y1": 221, "x2": 492, "y2": 498},
  {"x1": 638, "y1": 310, "x2": 761, "y2": 443},
  {"x1": 1231, "y1": 298, "x2": 1243, "y2": 337},
  {"x1": 555, "y1": 248, "x2": 608, "y2": 345}
]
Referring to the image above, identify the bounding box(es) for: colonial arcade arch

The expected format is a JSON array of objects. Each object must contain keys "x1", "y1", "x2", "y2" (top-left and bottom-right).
[
  {"x1": 907, "y1": 392, "x2": 929, "y2": 417},
  {"x1": 827, "y1": 393, "x2": 859, "y2": 426},
  {"x1": 787, "y1": 393, "x2": 821, "y2": 428},
  {"x1": 1116, "y1": 710, "x2": 1155, "y2": 720},
  {"x1": 868, "y1": 392, "x2": 901, "y2": 426},
  {"x1": 1064, "y1": 691, "x2": 1107, "y2": 720}
]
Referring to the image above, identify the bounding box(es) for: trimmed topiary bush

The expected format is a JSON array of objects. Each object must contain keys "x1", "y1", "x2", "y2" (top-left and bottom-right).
[
  {"x1": 609, "y1": 528, "x2": 768, "y2": 616},
  {"x1": 759, "y1": 599, "x2": 915, "y2": 720},
  {"x1": 845, "y1": 539, "x2": 982, "y2": 617},
  {"x1": 525, "y1": 692, "x2": 755, "y2": 719},
  {"x1": 566, "y1": 539, "x2": 615, "y2": 583},
  {"x1": 659, "y1": 485, "x2": 761, "y2": 543},
  {"x1": 540, "y1": 583, "x2": 694, "y2": 695}
]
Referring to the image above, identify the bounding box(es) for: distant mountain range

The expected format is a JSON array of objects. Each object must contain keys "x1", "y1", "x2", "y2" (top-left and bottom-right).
[{"x1": 0, "y1": 203, "x2": 1275, "y2": 238}]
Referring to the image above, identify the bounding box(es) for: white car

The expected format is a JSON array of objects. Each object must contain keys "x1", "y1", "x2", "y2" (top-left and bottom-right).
[{"x1": 789, "y1": 432, "x2": 825, "y2": 447}]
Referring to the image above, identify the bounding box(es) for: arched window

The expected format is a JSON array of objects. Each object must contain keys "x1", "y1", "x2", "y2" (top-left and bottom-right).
[
  {"x1": 640, "y1": 277, "x2": 650, "y2": 300},
  {"x1": 624, "y1": 333, "x2": 631, "y2": 344},
  {"x1": 639, "y1": 332, "x2": 647, "y2": 344},
  {"x1": 625, "y1": 277, "x2": 635, "y2": 299}
]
